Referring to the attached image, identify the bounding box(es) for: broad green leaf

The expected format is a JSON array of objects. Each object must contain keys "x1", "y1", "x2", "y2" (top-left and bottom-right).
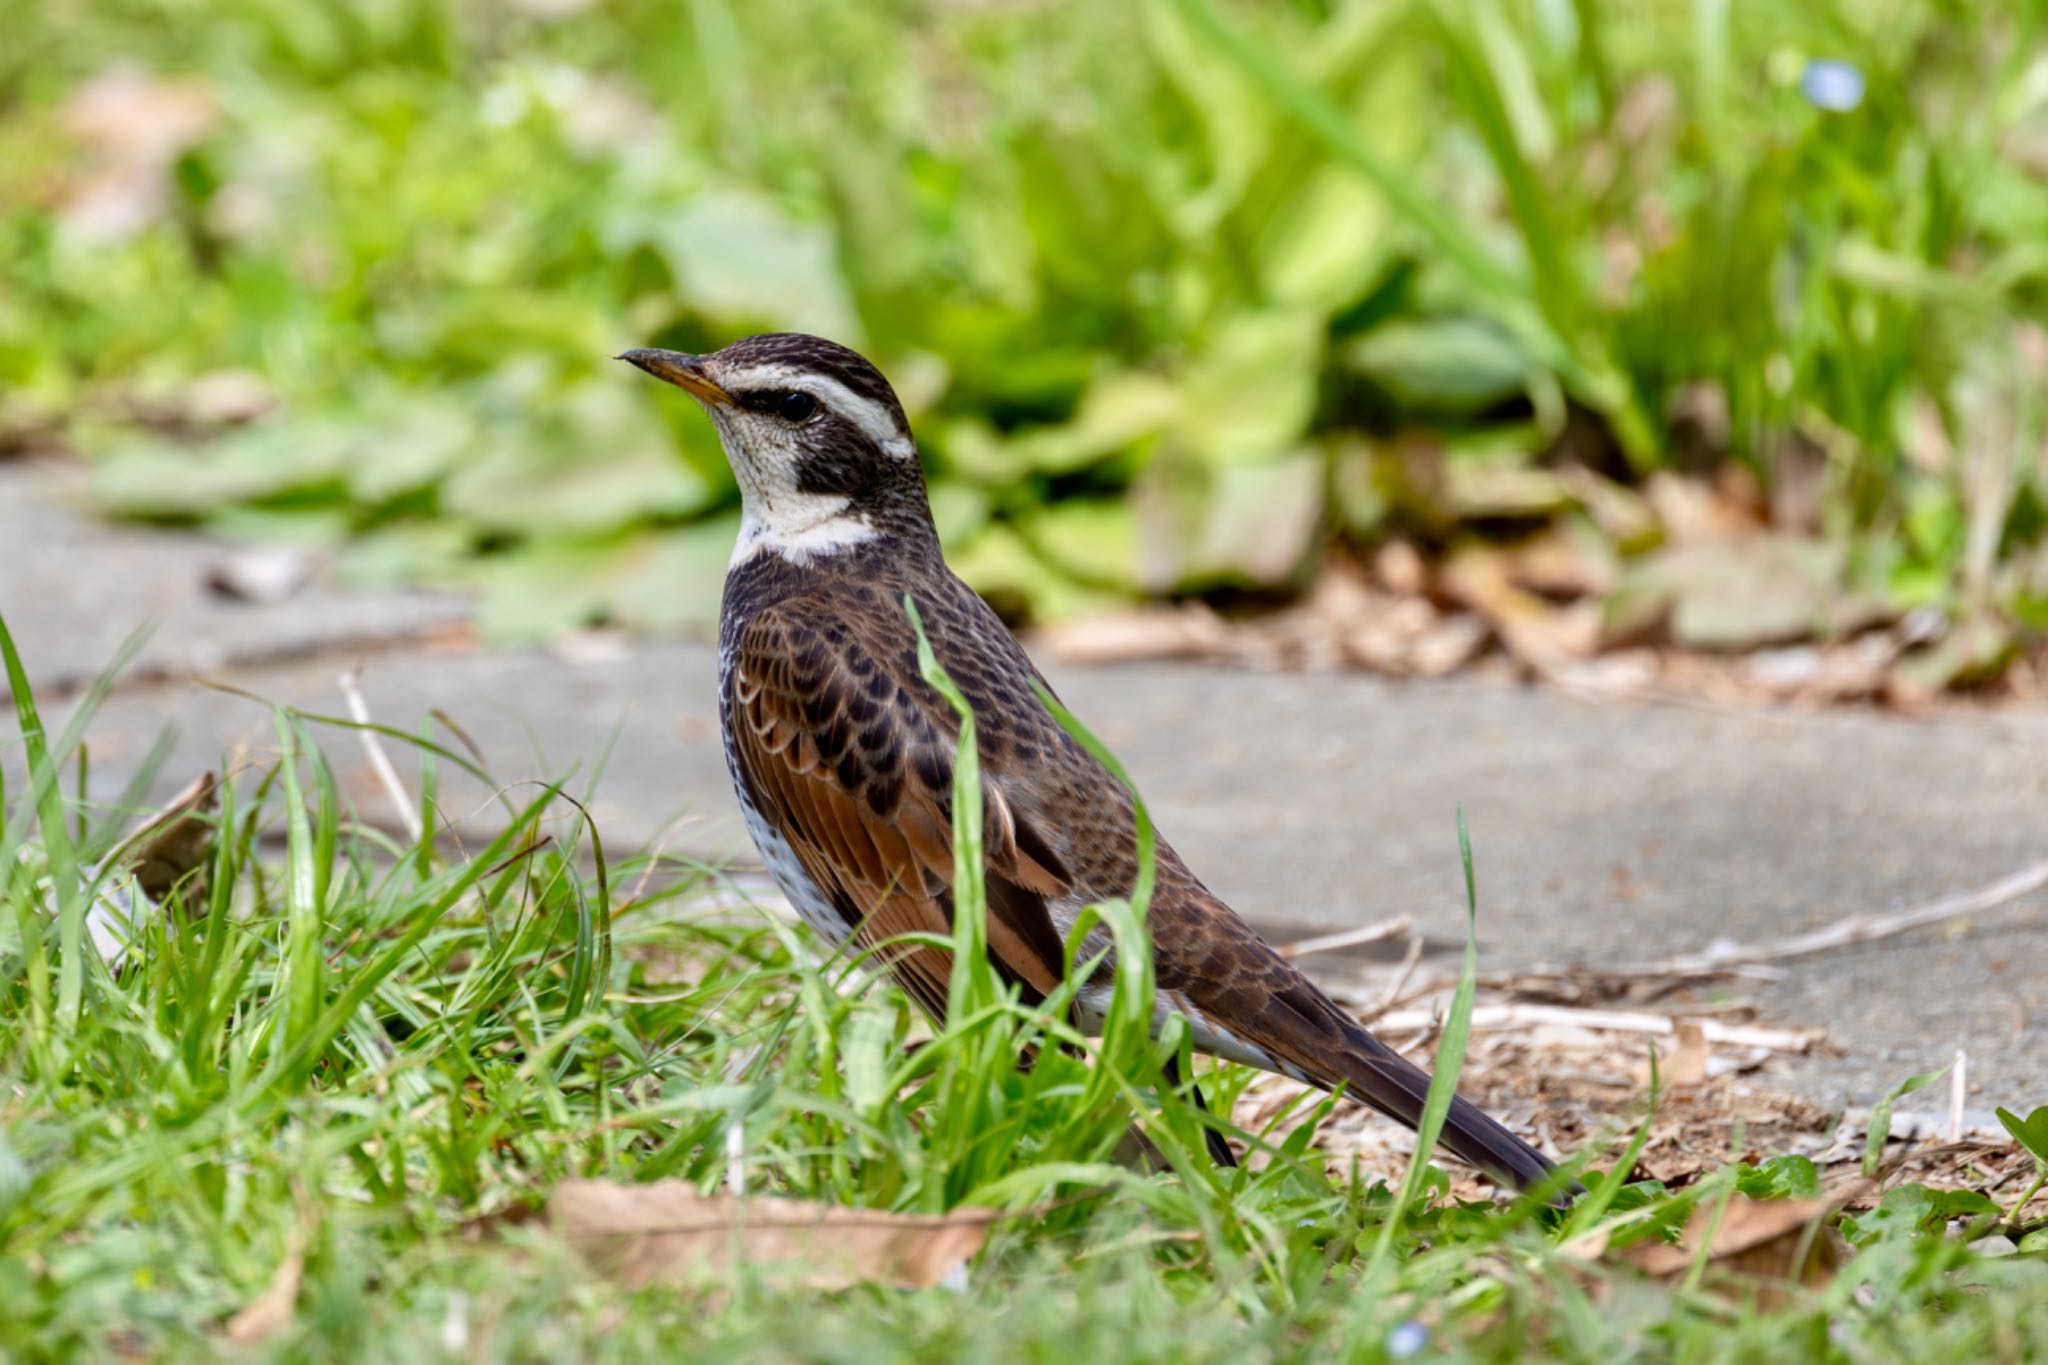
[
  {"x1": 1735, "y1": 1155, "x2": 1821, "y2": 1200},
  {"x1": 1002, "y1": 373, "x2": 1178, "y2": 476},
  {"x1": 1020, "y1": 500, "x2": 1143, "y2": 592},
  {"x1": 946, "y1": 524, "x2": 1126, "y2": 624},
  {"x1": 648, "y1": 191, "x2": 864, "y2": 344},
  {"x1": 927, "y1": 482, "x2": 993, "y2": 547},
  {"x1": 444, "y1": 382, "x2": 718, "y2": 534},
  {"x1": 1132, "y1": 448, "x2": 1324, "y2": 591},
  {"x1": 1344, "y1": 318, "x2": 1532, "y2": 415},
  {"x1": 1173, "y1": 312, "x2": 1323, "y2": 465},
  {"x1": 1997, "y1": 1106, "x2": 2048, "y2": 1164}
]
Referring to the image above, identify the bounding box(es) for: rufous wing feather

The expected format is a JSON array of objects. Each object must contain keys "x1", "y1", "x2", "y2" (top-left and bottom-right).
[{"x1": 729, "y1": 602, "x2": 1070, "y2": 1013}]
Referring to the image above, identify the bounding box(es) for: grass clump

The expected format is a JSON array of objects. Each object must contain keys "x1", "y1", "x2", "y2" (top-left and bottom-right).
[{"x1": 4, "y1": 615, "x2": 2048, "y2": 1360}]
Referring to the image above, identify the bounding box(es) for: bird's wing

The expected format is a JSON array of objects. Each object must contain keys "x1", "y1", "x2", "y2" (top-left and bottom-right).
[{"x1": 728, "y1": 599, "x2": 1071, "y2": 1019}]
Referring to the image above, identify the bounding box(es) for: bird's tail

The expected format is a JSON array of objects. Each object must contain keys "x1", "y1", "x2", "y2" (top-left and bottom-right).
[{"x1": 1315, "y1": 1014, "x2": 1570, "y2": 1196}]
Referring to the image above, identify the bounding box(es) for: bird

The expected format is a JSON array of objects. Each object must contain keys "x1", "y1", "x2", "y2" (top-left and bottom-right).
[{"x1": 620, "y1": 332, "x2": 1561, "y2": 1192}]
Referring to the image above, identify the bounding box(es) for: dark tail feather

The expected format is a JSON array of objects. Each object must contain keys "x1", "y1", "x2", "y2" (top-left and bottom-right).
[{"x1": 1323, "y1": 1018, "x2": 1575, "y2": 1198}]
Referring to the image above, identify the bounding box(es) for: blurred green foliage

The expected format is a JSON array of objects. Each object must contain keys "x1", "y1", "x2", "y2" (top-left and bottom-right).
[{"x1": 4, "y1": 0, "x2": 2048, "y2": 653}]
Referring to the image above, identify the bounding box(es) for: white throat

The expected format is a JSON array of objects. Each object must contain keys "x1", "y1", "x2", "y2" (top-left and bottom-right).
[{"x1": 730, "y1": 493, "x2": 877, "y2": 566}]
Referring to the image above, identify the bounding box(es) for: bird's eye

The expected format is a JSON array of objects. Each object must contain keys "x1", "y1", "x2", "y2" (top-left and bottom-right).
[{"x1": 776, "y1": 391, "x2": 817, "y2": 423}]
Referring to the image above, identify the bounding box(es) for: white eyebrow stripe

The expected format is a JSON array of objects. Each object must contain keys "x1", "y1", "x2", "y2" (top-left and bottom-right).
[{"x1": 719, "y1": 360, "x2": 915, "y2": 460}]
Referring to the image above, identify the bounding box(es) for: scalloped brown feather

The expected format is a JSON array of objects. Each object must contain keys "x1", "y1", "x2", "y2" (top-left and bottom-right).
[{"x1": 729, "y1": 601, "x2": 1068, "y2": 1008}]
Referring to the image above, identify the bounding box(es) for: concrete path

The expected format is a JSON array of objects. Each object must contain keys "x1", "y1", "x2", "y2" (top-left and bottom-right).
[{"x1": 5, "y1": 460, "x2": 2045, "y2": 1111}]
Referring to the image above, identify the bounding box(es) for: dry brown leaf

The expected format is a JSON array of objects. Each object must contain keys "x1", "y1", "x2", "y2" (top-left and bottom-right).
[
  {"x1": 1644, "y1": 470, "x2": 1763, "y2": 544},
  {"x1": 1340, "y1": 602, "x2": 1487, "y2": 678},
  {"x1": 1654, "y1": 1020, "x2": 1712, "y2": 1090},
  {"x1": 116, "y1": 771, "x2": 218, "y2": 905},
  {"x1": 1441, "y1": 546, "x2": 1598, "y2": 672},
  {"x1": 57, "y1": 66, "x2": 219, "y2": 242},
  {"x1": 1626, "y1": 1195, "x2": 1839, "y2": 1288},
  {"x1": 1499, "y1": 524, "x2": 1617, "y2": 599},
  {"x1": 223, "y1": 1246, "x2": 304, "y2": 1346},
  {"x1": 1372, "y1": 540, "x2": 1428, "y2": 597},
  {"x1": 1032, "y1": 605, "x2": 1233, "y2": 665},
  {"x1": 552, "y1": 1179, "x2": 993, "y2": 1291},
  {"x1": 1556, "y1": 1226, "x2": 1611, "y2": 1264}
]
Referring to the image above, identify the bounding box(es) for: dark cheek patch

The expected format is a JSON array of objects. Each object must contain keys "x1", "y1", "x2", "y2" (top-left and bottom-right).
[{"x1": 792, "y1": 418, "x2": 882, "y2": 497}]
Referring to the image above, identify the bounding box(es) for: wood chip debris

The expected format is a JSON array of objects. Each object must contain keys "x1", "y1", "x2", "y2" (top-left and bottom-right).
[{"x1": 1231, "y1": 968, "x2": 2044, "y2": 1229}]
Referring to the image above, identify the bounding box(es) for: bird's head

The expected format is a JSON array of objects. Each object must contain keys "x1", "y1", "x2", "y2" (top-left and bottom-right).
[{"x1": 619, "y1": 333, "x2": 930, "y2": 566}]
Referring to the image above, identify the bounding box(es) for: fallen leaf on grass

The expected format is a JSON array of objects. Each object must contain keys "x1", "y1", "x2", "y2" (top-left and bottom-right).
[
  {"x1": 223, "y1": 1245, "x2": 304, "y2": 1346},
  {"x1": 114, "y1": 770, "x2": 218, "y2": 903},
  {"x1": 1626, "y1": 1195, "x2": 1840, "y2": 1289},
  {"x1": 82, "y1": 771, "x2": 220, "y2": 967},
  {"x1": 551, "y1": 1179, "x2": 993, "y2": 1291}
]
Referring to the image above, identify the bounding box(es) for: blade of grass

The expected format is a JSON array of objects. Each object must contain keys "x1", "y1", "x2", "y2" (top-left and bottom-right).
[
  {"x1": 1369, "y1": 808, "x2": 1485, "y2": 1278},
  {"x1": 1031, "y1": 680, "x2": 1252, "y2": 1260},
  {"x1": 0, "y1": 608, "x2": 86, "y2": 1033},
  {"x1": 1560, "y1": 1043, "x2": 1661, "y2": 1241},
  {"x1": 260, "y1": 784, "x2": 571, "y2": 1095},
  {"x1": 1866, "y1": 1066, "x2": 1945, "y2": 1179},
  {"x1": 272, "y1": 711, "x2": 326, "y2": 1066},
  {"x1": 1031, "y1": 681, "x2": 1155, "y2": 918},
  {"x1": 904, "y1": 595, "x2": 995, "y2": 1037}
]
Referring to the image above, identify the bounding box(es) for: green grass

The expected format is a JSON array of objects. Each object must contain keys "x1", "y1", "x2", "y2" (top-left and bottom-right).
[
  {"x1": 6, "y1": 613, "x2": 2048, "y2": 1359},
  {"x1": 5, "y1": 0, "x2": 2048, "y2": 673}
]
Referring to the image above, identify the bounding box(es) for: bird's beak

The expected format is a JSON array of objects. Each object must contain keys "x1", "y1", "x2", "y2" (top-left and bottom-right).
[{"x1": 616, "y1": 348, "x2": 733, "y2": 406}]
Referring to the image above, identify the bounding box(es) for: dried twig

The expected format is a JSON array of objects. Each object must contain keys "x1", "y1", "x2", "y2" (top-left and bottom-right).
[
  {"x1": 1276, "y1": 915, "x2": 1412, "y2": 961},
  {"x1": 1359, "y1": 932, "x2": 1425, "y2": 1023},
  {"x1": 338, "y1": 666, "x2": 422, "y2": 844},
  {"x1": 1950, "y1": 1050, "x2": 1967, "y2": 1144},
  {"x1": 1602, "y1": 857, "x2": 2048, "y2": 977},
  {"x1": 1371, "y1": 1001, "x2": 1822, "y2": 1053}
]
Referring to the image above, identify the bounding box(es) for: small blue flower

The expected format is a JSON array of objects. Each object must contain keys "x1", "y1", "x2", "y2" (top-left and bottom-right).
[
  {"x1": 1386, "y1": 1319, "x2": 1430, "y2": 1358},
  {"x1": 1801, "y1": 59, "x2": 1865, "y2": 112}
]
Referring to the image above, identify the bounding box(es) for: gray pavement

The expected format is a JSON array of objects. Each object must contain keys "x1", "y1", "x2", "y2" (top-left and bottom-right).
[
  {"x1": 1, "y1": 463, "x2": 471, "y2": 693},
  {"x1": 4, "y1": 459, "x2": 2045, "y2": 1111}
]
